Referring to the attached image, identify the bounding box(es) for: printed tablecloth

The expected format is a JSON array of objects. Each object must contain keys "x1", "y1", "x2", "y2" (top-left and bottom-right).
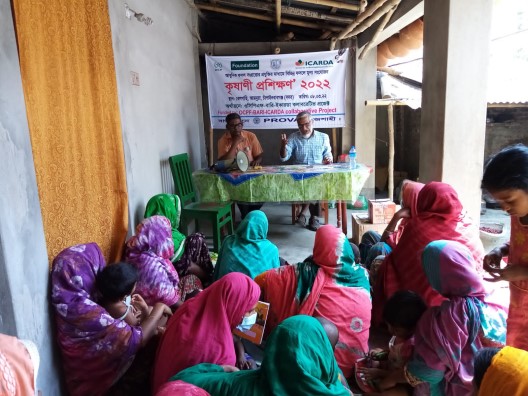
[{"x1": 193, "y1": 163, "x2": 371, "y2": 203}]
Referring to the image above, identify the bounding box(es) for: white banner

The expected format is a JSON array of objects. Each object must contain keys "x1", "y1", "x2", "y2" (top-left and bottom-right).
[{"x1": 205, "y1": 49, "x2": 348, "y2": 129}]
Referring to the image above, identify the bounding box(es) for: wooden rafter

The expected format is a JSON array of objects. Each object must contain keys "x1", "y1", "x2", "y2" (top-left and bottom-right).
[
  {"x1": 196, "y1": 3, "x2": 342, "y2": 31},
  {"x1": 358, "y1": 1, "x2": 399, "y2": 59},
  {"x1": 276, "y1": 0, "x2": 281, "y2": 32},
  {"x1": 293, "y1": 0, "x2": 360, "y2": 12},
  {"x1": 336, "y1": 0, "x2": 389, "y2": 40}
]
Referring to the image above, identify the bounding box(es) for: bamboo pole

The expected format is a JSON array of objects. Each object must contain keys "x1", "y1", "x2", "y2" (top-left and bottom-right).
[
  {"x1": 358, "y1": 2, "x2": 399, "y2": 60},
  {"x1": 275, "y1": 0, "x2": 281, "y2": 33},
  {"x1": 294, "y1": 0, "x2": 359, "y2": 11},
  {"x1": 344, "y1": 0, "x2": 400, "y2": 38},
  {"x1": 208, "y1": 126, "x2": 214, "y2": 166},
  {"x1": 331, "y1": 128, "x2": 337, "y2": 160},
  {"x1": 365, "y1": 99, "x2": 408, "y2": 106},
  {"x1": 387, "y1": 103, "x2": 395, "y2": 200},
  {"x1": 196, "y1": 4, "x2": 342, "y2": 31},
  {"x1": 376, "y1": 66, "x2": 403, "y2": 76},
  {"x1": 337, "y1": 0, "x2": 389, "y2": 40}
]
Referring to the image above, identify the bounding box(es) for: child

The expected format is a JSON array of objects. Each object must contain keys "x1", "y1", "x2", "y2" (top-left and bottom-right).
[
  {"x1": 482, "y1": 144, "x2": 528, "y2": 350},
  {"x1": 97, "y1": 262, "x2": 172, "y2": 345},
  {"x1": 358, "y1": 290, "x2": 427, "y2": 395}
]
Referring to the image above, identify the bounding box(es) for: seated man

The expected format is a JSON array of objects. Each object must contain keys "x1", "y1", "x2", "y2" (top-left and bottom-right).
[
  {"x1": 280, "y1": 111, "x2": 333, "y2": 231},
  {"x1": 218, "y1": 112, "x2": 264, "y2": 219}
]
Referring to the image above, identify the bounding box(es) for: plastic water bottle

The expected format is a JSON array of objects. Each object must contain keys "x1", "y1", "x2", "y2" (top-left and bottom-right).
[{"x1": 348, "y1": 146, "x2": 357, "y2": 169}]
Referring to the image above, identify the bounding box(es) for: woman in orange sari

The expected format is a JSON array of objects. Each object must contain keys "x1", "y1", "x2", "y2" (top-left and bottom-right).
[{"x1": 255, "y1": 225, "x2": 371, "y2": 378}]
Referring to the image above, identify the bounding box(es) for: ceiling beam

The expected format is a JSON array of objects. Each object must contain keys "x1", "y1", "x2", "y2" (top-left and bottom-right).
[
  {"x1": 276, "y1": 0, "x2": 281, "y2": 32},
  {"x1": 292, "y1": 0, "x2": 360, "y2": 12},
  {"x1": 357, "y1": 0, "x2": 423, "y2": 47},
  {"x1": 196, "y1": 3, "x2": 343, "y2": 31},
  {"x1": 203, "y1": 0, "x2": 355, "y2": 24}
]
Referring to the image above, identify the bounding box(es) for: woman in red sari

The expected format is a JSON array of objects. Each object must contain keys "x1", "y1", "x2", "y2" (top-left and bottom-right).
[
  {"x1": 255, "y1": 225, "x2": 371, "y2": 378},
  {"x1": 373, "y1": 181, "x2": 484, "y2": 322}
]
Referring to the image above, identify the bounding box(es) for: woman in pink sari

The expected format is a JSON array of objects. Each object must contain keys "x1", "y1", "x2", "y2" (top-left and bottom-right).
[
  {"x1": 255, "y1": 225, "x2": 371, "y2": 378},
  {"x1": 373, "y1": 182, "x2": 484, "y2": 322},
  {"x1": 152, "y1": 272, "x2": 260, "y2": 393}
]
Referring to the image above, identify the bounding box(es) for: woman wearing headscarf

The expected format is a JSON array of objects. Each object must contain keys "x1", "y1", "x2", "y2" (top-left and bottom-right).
[
  {"x1": 373, "y1": 182, "x2": 484, "y2": 321},
  {"x1": 359, "y1": 180, "x2": 424, "y2": 268},
  {"x1": 152, "y1": 272, "x2": 260, "y2": 393},
  {"x1": 254, "y1": 225, "x2": 371, "y2": 378},
  {"x1": 0, "y1": 334, "x2": 39, "y2": 396},
  {"x1": 144, "y1": 194, "x2": 214, "y2": 298},
  {"x1": 51, "y1": 243, "x2": 144, "y2": 396},
  {"x1": 214, "y1": 210, "x2": 280, "y2": 280},
  {"x1": 379, "y1": 241, "x2": 507, "y2": 396},
  {"x1": 123, "y1": 215, "x2": 182, "y2": 307},
  {"x1": 164, "y1": 315, "x2": 351, "y2": 396},
  {"x1": 474, "y1": 346, "x2": 528, "y2": 396}
]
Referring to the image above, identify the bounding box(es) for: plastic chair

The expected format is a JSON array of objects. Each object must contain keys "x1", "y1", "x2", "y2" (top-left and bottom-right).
[{"x1": 169, "y1": 153, "x2": 234, "y2": 252}]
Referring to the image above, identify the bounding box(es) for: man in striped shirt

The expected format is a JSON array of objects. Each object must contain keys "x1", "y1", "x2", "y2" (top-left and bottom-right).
[{"x1": 280, "y1": 111, "x2": 333, "y2": 231}]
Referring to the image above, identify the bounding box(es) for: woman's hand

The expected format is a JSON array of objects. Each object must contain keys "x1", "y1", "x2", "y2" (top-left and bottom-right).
[
  {"x1": 358, "y1": 367, "x2": 388, "y2": 380},
  {"x1": 483, "y1": 247, "x2": 504, "y2": 273},
  {"x1": 484, "y1": 264, "x2": 528, "y2": 282},
  {"x1": 132, "y1": 294, "x2": 150, "y2": 318},
  {"x1": 236, "y1": 355, "x2": 252, "y2": 370},
  {"x1": 394, "y1": 207, "x2": 411, "y2": 220},
  {"x1": 221, "y1": 365, "x2": 240, "y2": 373}
]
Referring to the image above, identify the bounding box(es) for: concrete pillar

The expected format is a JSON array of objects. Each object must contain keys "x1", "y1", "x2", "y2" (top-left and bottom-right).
[
  {"x1": 419, "y1": 0, "x2": 493, "y2": 220},
  {"x1": 352, "y1": 38, "x2": 377, "y2": 199}
]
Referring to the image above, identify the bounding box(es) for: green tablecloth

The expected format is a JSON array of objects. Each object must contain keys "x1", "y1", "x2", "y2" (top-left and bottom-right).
[{"x1": 193, "y1": 164, "x2": 371, "y2": 203}]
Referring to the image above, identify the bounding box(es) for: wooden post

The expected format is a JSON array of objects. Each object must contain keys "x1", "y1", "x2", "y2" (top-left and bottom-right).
[
  {"x1": 209, "y1": 126, "x2": 214, "y2": 166},
  {"x1": 387, "y1": 102, "x2": 395, "y2": 200},
  {"x1": 275, "y1": 0, "x2": 281, "y2": 32},
  {"x1": 332, "y1": 128, "x2": 337, "y2": 160}
]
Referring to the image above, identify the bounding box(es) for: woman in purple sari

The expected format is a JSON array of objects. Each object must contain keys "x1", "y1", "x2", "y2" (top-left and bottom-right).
[
  {"x1": 51, "y1": 243, "x2": 143, "y2": 396},
  {"x1": 123, "y1": 215, "x2": 182, "y2": 307}
]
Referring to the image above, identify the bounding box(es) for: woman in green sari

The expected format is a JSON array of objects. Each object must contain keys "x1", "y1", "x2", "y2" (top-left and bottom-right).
[{"x1": 163, "y1": 315, "x2": 351, "y2": 396}]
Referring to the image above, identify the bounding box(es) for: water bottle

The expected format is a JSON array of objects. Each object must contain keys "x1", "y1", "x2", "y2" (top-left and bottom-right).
[{"x1": 348, "y1": 146, "x2": 357, "y2": 169}]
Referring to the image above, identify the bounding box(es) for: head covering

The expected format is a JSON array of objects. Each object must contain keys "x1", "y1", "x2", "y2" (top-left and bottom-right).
[
  {"x1": 51, "y1": 243, "x2": 142, "y2": 396},
  {"x1": 173, "y1": 233, "x2": 213, "y2": 282},
  {"x1": 407, "y1": 241, "x2": 507, "y2": 396},
  {"x1": 390, "y1": 179, "x2": 424, "y2": 246},
  {"x1": 170, "y1": 315, "x2": 350, "y2": 396},
  {"x1": 144, "y1": 194, "x2": 186, "y2": 261},
  {"x1": 152, "y1": 272, "x2": 260, "y2": 393},
  {"x1": 155, "y1": 380, "x2": 210, "y2": 396},
  {"x1": 373, "y1": 182, "x2": 484, "y2": 319},
  {"x1": 358, "y1": 231, "x2": 392, "y2": 270},
  {"x1": 255, "y1": 225, "x2": 371, "y2": 377},
  {"x1": 0, "y1": 334, "x2": 37, "y2": 396},
  {"x1": 479, "y1": 346, "x2": 528, "y2": 396},
  {"x1": 214, "y1": 210, "x2": 280, "y2": 280},
  {"x1": 123, "y1": 215, "x2": 181, "y2": 306}
]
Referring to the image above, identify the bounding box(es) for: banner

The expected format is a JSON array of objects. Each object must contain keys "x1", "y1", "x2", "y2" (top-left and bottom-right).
[{"x1": 205, "y1": 49, "x2": 348, "y2": 129}]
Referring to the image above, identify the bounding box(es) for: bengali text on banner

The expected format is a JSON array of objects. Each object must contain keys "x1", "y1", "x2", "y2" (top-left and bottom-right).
[{"x1": 205, "y1": 49, "x2": 348, "y2": 129}]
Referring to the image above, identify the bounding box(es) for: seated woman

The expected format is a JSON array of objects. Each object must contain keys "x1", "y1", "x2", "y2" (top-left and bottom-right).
[
  {"x1": 214, "y1": 210, "x2": 280, "y2": 280},
  {"x1": 474, "y1": 346, "x2": 528, "y2": 396},
  {"x1": 144, "y1": 194, "x2": 214, "y2": 300},
  {"x1": 0, "y1": 333, "x2": 39, "y2": 395},
  {"x1": 123, "y1": 215, "x2": 182, "y2": 307},
  {"x1": 152, "y1": 272, "x2": 260, "y2": 393},
  {"x1": 163, "y1": 315, "x2": 352, "y2": 396},
  {"x1": 255, "y1": 225, "x2": 371, "y2": 378},
  {"x1": 359, "y1": 180, "x2": 424, "y2": 269},
  {"x1": 373, "y1": 181, "x2": 484, "y2": 321},
  {"x1": 378, "y1": 241, "x2": 507, "y2": 396},
  {"x1": 51, "y1": 243, "x2": 146, "y2": 396}
]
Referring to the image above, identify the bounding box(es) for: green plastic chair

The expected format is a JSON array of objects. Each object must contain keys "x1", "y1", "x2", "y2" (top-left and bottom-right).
[{"x1": 169, "y1": 153, "x2": 234, "y2": 252}]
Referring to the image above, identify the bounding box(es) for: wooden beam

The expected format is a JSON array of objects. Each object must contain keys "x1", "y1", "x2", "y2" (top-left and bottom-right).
[
  {"x1": 357, "y1": 0, "x2": 423, "y2": 48},
  {"x1": 365, "y1": 99, "x2": 409, "y2": 106},
  {"x1": 207, "y1": 0, "x2": 355, "y2": 24},
  {"x1": 276, "y1": 0, "x2": 281, "y2": 32},
  {"x1": 197, "y1": 3, "x2": 342, "y2": 31},
  {"x1": 293, "y1": 0, "x2": 360, "y2": 12},
  {"x1": 387, "y1": 103, "x2": 395, "y2": 200},
  {"x1": 337, "y1": 0, "x2": 390, "y2": 40},
  {"x1": 358, "y1": 2, "x2": 399, "y2": 59}
]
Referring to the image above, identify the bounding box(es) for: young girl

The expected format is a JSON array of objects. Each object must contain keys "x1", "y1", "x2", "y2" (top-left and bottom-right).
[
  {"x1": 358, "y1": 290, "x2": 427, "y2": 395},
  {"x1": 482, "y1": 144, "x2": 528, "y2": 350},
  {"x1": 97, "y1": 262, "x2": 172, "y2": 342}
]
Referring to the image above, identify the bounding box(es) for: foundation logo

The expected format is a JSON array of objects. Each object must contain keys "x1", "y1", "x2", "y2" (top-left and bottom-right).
[{"x1": 231, "y1": 60, "x2": 259, "y2": 70}]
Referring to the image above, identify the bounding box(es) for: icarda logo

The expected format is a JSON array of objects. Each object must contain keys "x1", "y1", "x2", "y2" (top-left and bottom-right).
[{"x1": 295, "y1": 58, "x2": 334, "y2": 68}]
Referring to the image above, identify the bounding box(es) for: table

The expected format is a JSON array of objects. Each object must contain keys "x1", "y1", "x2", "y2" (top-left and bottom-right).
[{"x1": 193, "y1": 163, "x2": 371, "y2": 234}]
